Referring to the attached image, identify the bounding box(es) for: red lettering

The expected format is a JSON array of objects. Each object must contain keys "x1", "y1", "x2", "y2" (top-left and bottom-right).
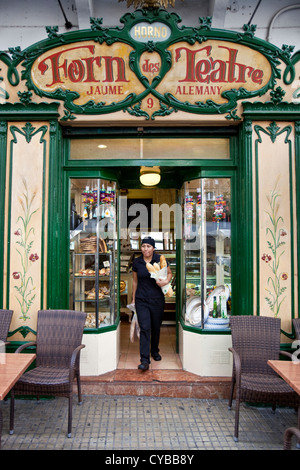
[
  {"x1": 142, "y1": 59, "x2": 149, "y2": 72},
  {"x1": 218, "y1": 46, "x2": 238, "y2": 83},
  {"x1": 195, "y1": 59, "x2": 211, "y2": 83},
  {"x1": 142, "y1": 59, "x2": 160, "y2": 74},
  {"x1": 82, "y1": 56, "x2": 101, "y2": 82},
  {"x1": 175, "y1": 46, "x2": 212, "y2": 82},
  {"x1": 38, "y1": 46, "x2": 129, "y2": 86},
  {"x1": 68, "y1": 60, "x2": 85, "y2": 82},
  {"x1": 38, "y1": 45, "x2": 96, "y2": 86},
  {"x1": 86, "y1": 85, "x2": 124, "y2": 95},
  {"x1": 209, "y1": 59, "x2": 226, "y2": 82},
  {"x1": 174, "y1": 45, "x2": 264, "y2": 87},
  {"x1": 251, "y1": 69, "x2": 263, "y2": 84},
  {"x1": 102, "y1": 56, "x2": 129, "y2": 83}
]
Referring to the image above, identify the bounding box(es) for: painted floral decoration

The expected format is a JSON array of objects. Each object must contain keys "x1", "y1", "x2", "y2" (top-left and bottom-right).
[
  {"x1": 263, "y1": 184, "x2": 287, "y2": 317},
  {"x1": 12, "y1": 179, "x2": 39, "y2": 321}
]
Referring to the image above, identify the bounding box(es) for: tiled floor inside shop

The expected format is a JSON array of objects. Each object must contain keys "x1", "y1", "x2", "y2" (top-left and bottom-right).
[{"x1": 117, "y1": 320, "x2": 182, "y2": 370}]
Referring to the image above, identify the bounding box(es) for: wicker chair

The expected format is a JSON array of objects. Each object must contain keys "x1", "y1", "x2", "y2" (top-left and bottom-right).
[
  {"x1": 228, "y1": 315, "x2": 299, "y2": 442},
  {"x1": 284, "y1": 427, "x2": 300, "y2": 450},
  {"x1": 0, "y1": 309, "x2": 13, "y2": 347},
  {"x1": 293, "y1": 318, "x2": 300, "y2": 340},
  {"x1": 9, "y1": 309, "x2": 86, "y2": 438},
  {"x1": 0, "y1": 310, "x2": 13, "y2": 449}
]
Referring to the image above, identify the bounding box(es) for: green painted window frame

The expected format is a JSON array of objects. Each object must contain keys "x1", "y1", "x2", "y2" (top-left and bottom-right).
[
  {"x1": 177, "y1": 169, "x2": 237, "y2": 336},
  {"x1": 54, "y1": 126, "x2": 247, "y2": 336},
  {"x1": 0, "y1": 120, "x2": 254, "y2": 338},
  {"x1": 65, "y1": 169, "x2": 121, "y2": 335}
]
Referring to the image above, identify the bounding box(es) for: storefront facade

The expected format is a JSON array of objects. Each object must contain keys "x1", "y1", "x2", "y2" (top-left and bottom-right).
[{"x1": 1, "y1": 5, "x2": 299, "y2": 377}]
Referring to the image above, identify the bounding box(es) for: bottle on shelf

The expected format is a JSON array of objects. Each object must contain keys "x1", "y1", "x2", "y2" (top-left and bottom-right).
[
  {"x1": 212, "y1": 296, "x2": 218, "y2": 318},
  {"x1": 221, "y1": 295, "x2": 227, "y2": 318}
]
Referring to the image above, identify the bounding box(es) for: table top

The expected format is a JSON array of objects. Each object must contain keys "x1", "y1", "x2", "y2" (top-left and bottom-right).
[
  {"x1": 0, "y1": 353, "x2": 36, "y2": 400},
  {"x1": 268, "y1": 360, "x2": 300, "y2": 395}
]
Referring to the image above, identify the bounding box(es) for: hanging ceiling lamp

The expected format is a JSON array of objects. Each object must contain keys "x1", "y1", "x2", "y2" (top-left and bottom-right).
[
  {"x1": 140, "y1": 166, "x2": 161, "y2": 186},
  {"x1": 118, "y1": 0, "x2": 184, "y2": 9}
]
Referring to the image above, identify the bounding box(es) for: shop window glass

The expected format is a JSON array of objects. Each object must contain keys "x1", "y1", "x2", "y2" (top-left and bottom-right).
[
  {"x1": 70, "y1": 138, "x2": 229, "y2": 160},
  {"x1": 183, "y1": 178, "x2": 231, "y2": 330},
  {"x1": 69, "y1": 178, "x2": 118, "y2": 329}
]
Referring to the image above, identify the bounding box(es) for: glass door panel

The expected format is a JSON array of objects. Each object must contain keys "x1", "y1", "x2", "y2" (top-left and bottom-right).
[
  {"x1": 69, "y1": 178, "x2": 118, "y2": 329},
  {"x1": 182, "y1": 178, "x2": 231, "y2": 330}
]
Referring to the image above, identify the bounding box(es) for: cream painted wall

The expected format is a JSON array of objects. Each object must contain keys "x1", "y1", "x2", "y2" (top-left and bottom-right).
[
  {"x1": 179, "y1": 324, "x2": 233, "y2": 377},
  {"x1": 80, "y1": 326, "x2": 120, "y2": 375},
  {"x1": 252, "y1": 121, "x2": 298, "y2": 336},
  {"x1": 4, "y1": 122, "x2": 49, "y2": 341}
]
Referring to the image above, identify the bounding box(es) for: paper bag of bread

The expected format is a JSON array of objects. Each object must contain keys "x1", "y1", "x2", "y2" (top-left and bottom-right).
[
  {"x1": 146, "y1": 255, "x2": 173, "y2": 297},
  {"x1": 130, "y1": 313, "x2": 140, "y2": 343}
]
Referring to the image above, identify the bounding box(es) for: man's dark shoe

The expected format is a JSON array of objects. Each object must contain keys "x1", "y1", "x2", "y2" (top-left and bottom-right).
[
  {"x1": 151, "y1": 353, "x2": 162, "y2": 361},
  {"x1": 138, "y1": 362, "x2": 149, "y2": 371}
]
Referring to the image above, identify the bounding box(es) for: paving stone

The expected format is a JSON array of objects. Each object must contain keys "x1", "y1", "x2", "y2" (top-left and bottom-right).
[{"x1": 0, "y1": 395, "x2": 298, "y2": 450}]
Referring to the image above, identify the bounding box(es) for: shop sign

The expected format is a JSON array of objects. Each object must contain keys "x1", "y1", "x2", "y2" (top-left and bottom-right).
[
  {"x1": 129, "y1": 21, "x2": 171, "y2": 42},
  {"x1": 0, "y1": 9, "x2": 298, "y2": 120},
  {"x1": 30, "y1": 39, "x2": 271, "y2": 109}
]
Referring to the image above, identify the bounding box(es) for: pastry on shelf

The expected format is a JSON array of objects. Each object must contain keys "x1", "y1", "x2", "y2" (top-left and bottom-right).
[
  {"x1": 85, "y1": 287, "x2": 106, "y2": 299},
  {"x1": 75, "y1": 269, "x2": 95, "y2": 276},
  {"x1": 85, "y1": 311, "x2": 109, "y2": 328}
]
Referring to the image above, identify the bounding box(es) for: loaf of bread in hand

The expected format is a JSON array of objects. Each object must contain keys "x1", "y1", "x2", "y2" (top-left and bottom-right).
[
  {"x1": 153, "y1": 262, "x2": 160, "y2": 272},
  {"x1": 165, "y1": 285, "x2": 173, "y2": 297},
  {"x1": 146, "y1": 262, "x2": 156, "y2": 274},
  {"x1": 160, "y1": 255, "x2": 167, "y2": 268}
]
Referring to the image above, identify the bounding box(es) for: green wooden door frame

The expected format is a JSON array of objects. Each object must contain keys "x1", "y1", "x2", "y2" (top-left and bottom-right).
[
  {"x1": 0, "y1": 121, "x2": 8, "y2": 308},
  {"x1": 67, "y1": 170, "x2": 121, "y2": 333},
  {"x1": 46, "y1": 127, "x2": 248, "y2": 338}
]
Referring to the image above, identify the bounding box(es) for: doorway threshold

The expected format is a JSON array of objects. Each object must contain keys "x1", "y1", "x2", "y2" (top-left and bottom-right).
[
  {"x1": 79, "y1": 369, "x2": 231, "y2": 399},
  {"x1": 79, "y1": 322, "x2": 231, "y2": 398}
]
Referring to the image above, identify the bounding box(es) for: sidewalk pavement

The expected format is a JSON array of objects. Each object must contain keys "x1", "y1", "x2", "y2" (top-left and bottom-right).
[{"x1": 0, "y1": 394, "x2": 298, "y2": 451}]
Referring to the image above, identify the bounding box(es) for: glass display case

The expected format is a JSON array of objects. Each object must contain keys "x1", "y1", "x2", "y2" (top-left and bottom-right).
[
  {"x1": 182, "y1": 178, "x2": 231, "y2": 330},
  {"x1": 69, "y1": 178, "x2": 118, "y2": 329}
]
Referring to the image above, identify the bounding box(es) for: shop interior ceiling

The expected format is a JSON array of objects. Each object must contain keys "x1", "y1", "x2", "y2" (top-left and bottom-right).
[
  {"x1": 70, "y1": 166, "x2": 181, "y2": 189},
  {"x1": 0, "y1": 0, "x2": 299, "y2": 51},
  {"x1": 118, "y1": 165, "x2": 179, "y2": 189}
]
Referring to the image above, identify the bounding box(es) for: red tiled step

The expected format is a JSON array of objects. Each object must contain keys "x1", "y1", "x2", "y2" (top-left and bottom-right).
[{"x1": 78, "y1": 370, "x2": 231, "y2": 399}]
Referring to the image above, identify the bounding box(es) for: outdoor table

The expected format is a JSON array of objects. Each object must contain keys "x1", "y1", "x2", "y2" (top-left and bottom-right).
[
  {"x1": 268, "y1": 360, "x2": 300, "y2": 395},
  {"x1": 268, "y1": 359, "x2": 300, "y2": 449},
  {"x1": 0, "y1": 353, "x2": 36, "y2": 448}
]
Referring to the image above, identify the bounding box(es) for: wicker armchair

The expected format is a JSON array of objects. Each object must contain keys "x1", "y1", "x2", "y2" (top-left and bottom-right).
[
  {"x1": 9, "y1": 309, "x2": 86, "y2": 438},
  {"x1": 0, "y1": 309, "x2": 13, "y2": 347},
  {"x1": 284, "y1": 427, "x2": 300, "y2": 450},
  {"x1": 293, "y1": 318, "x2": 300, "y2": 340},
  {"x1": 228, "y1": 315, "x2": 299, "y2": 442},
  {"x1": 284, "y1": 426, "x2": 300, "y2": 450}
]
